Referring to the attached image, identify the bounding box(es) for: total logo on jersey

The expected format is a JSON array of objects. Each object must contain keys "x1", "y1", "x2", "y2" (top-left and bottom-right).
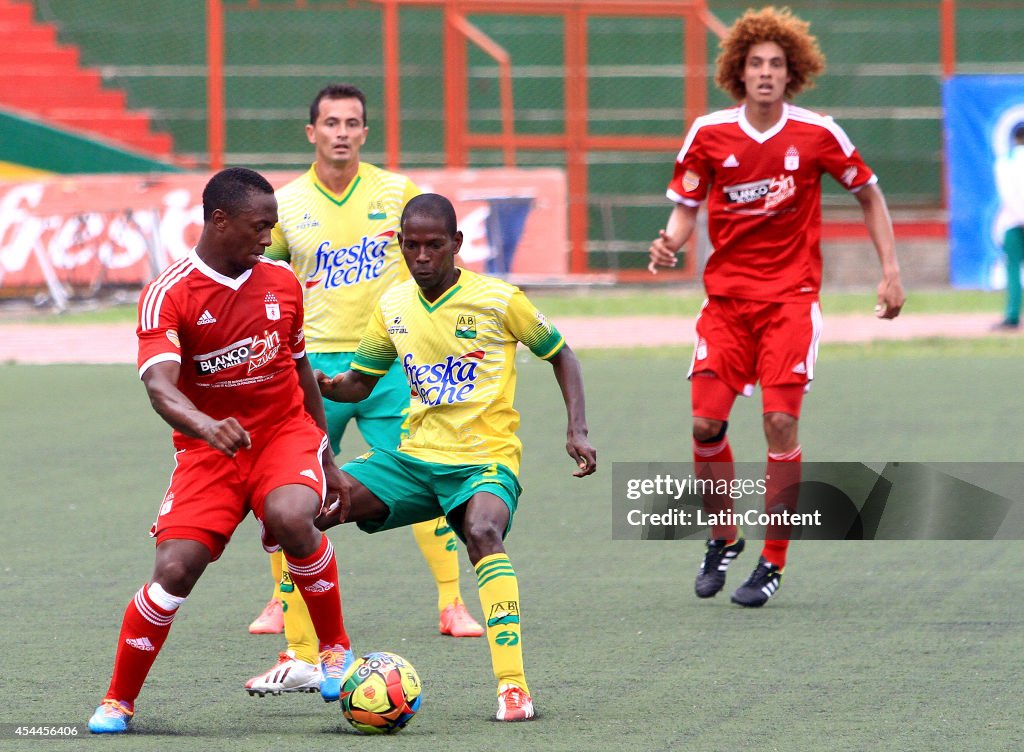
[
  {"x1": 403, "y1": 350, "x2": 484, "y2": 406},
  {"x1": 723, "y1": 174, "x2": 796, "y2": 212},
  {"x1": 194, "y1": 330, "x2": 281, "y2": 376},
  {"x1": 305, "y1": 230, "x2": 395, "y2": 290}
]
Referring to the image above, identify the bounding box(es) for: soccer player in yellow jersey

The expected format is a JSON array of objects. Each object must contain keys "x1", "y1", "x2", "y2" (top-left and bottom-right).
[
  {"x1": 245, "y1": 85, "x2": 482, "y2": 698},
  {"x1": 314, "y1": 193, "x2": 598, "y2": 721}
]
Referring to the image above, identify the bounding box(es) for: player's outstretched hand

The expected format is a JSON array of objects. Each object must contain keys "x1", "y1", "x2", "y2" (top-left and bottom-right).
[
  {"x1": 315, "y1": 470, "x2": 352, "y2": 531},
  {"x1": 323, "y1": 462, "x2": 349, "y2": 517},
  {"x1": 875, "y1": 274, "x2": 906, "y2": 319},
  {"x1": 566, "y1": 430, "x2": 597, "y2": 477},
  {"x1": 199, "y1": 416, "x2": 251, "y2": 457},
  {"x1": 314, "y1": 369, "x2": 339, "y2": 398},
  {"x1": 647, "y1": 229, "x2": 679, "y2": 275}
]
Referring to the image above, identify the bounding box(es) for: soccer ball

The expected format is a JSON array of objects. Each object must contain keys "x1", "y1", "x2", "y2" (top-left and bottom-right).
[{"x1": 339, "y1": 652, "x2": 422, "y2": 734}]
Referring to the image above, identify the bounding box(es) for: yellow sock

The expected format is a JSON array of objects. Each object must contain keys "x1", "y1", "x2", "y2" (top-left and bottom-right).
[
  {"x1": 475, "y1": 553, "x2": 528, "y2": 694},
  {"x1": 279, "y1": 559, "x2": 319, "y2": 664},
  {"x1": 412, "y1": 516, "x2": 461, "y2": 612},
  {"x1": 269, "y1": 550, "x2": 284, "y2": 600}
]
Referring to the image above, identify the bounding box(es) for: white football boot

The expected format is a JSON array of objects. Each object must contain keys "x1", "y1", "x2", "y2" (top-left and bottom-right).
[{"x1": 245, "y1": 650, "x2": 322, "y2": 696}]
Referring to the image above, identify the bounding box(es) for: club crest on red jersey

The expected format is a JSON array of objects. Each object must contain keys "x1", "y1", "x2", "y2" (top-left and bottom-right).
[
  {"x1": 264, "y1": 292, "x2": 280, "y2": 320},
  {"x1": 785, "y1": 146, "x2": 800, "y2": 171}
]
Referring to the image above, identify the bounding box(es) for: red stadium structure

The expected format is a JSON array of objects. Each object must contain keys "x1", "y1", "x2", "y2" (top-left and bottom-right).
[
  {"x1": 206, "y1": 0, "x2": 963, "y2": 281},
  {"x1": 207, "y1": 0, "x2": 733, "y2": 280}
]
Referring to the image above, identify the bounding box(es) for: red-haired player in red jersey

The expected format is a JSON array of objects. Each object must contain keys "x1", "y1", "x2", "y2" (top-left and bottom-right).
[
  {"x1": 649, "y1": 6, "x2": 905, "y2": 606},
  {"x1": 88, "y1": 167, "x2": 353, "y2": 733}
]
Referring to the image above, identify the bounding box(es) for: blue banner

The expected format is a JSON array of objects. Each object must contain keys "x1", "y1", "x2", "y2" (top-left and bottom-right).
[{"x1": 944, "y1": 75, "x2": 1024, "y2": 289}]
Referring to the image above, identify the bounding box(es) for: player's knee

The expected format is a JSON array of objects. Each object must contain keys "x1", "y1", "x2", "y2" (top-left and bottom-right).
[
  {"x1": 763, "y1": 411, "x2": 798, "y2": 446},
  {"x1": 152, "y1": 558, "x2": 202, "y2": 596},
  {"x1": 693, "y1": 418, "x2": 727, "y2": 443},
  {"x1": 462, "y1": 515, "x2": 504, "y2": 553},
  {"x1": 264, "y1": 502, "x2": 318, "y2": 555}
]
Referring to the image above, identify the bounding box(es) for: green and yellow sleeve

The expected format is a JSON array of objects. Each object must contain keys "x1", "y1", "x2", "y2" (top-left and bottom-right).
[
  {"x1": 351, "y1": 304, "x2": 399, "y2": 376},
  {"x1": 265, "y1": 221, "x2": 290, "y2": 261},
  {"x1": 506, "y1": 290, "x2": 565, "y2": 360}
]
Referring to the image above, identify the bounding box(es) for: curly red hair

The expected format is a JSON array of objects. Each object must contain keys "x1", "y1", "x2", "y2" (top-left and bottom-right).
[{"x1": 714, "y1": 6, "x2": 826, "y2": 101}]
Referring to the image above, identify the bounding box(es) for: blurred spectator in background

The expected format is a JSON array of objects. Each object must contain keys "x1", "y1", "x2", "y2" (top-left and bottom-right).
[{"x1": 993, "y1": 123, "x2": 1024, "y2": 330}]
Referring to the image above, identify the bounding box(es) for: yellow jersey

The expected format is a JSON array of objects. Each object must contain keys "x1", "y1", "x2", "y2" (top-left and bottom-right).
[
  {"x1": 351, "y1": 269, "x2": 565, "y2": 474},
  {"x1": 267, "y1": 162, "x2": 420, "y2": 352}
]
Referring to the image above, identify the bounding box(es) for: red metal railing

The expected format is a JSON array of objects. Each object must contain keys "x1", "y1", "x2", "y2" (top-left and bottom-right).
[{"x1": 206, "y1": 0, "x2": 962, "y2": 276}]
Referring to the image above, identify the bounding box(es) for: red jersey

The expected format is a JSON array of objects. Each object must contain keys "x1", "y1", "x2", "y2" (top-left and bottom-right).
[
  {"x1": 667, "y1": 103, "x2": 876, "y2": 301},
  {"x1": 137, "y1": 250, "x2": 308, "y2": 446}
]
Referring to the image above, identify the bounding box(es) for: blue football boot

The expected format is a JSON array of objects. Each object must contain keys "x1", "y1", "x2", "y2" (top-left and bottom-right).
[
  {"x1": 88, "y1": 699, "x2": 133, "y2": 734},
  {"x1": 319, "y1": 646, "x2": 355, "y2": 702}
]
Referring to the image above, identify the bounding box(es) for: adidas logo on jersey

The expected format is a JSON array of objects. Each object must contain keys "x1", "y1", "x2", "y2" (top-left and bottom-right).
[
  {"x1": 126, "y1": 637, "x2": 156, "y2": 651},
  {"x1": 722, "y1": 154, "x2": 740, "y2": 167},
  {"x1": 304, "y1": 579, "x2": 336, "y2": 594},
  {"x1": 792, "y1": 362, "x2": 807, "y2": 375},
  {"x1": 299, "y1": 468, "x2": 318, "y2": 481},
  {"x1": 196, "y1": 310, "x2": 217, "y2": 326}
]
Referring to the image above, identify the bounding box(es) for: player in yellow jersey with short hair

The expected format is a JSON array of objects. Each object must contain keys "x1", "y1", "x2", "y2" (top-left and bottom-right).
[
  {"x1": 314, "y1": 193, "x2": 598, "y2": 721},
  {"x1": 245, "y1": 85, "x2": 482, "y2": 700}
]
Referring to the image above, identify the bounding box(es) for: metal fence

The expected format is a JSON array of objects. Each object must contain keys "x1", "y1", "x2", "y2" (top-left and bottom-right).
[{"x1": 28, "y1": 0, "x2": 1024, "y2": 274}]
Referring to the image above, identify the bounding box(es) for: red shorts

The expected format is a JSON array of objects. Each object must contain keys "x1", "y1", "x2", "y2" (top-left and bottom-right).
[
  {"x1": 151, "y1": 416, "x2": 329, "y2": 560},
  {"x1": 689, "y1": 296, "x2": 822, "y2": 412}
]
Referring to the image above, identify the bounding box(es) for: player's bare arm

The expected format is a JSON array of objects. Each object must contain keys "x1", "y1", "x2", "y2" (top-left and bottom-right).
[
  {"x1": 854, "y1": 183, "x2": 906, "y2": 319},
  {"x1": 141, "y1": 361, "x2": 251, "y2": 457},
  {"x1": 548, "y1": 345, "x2": 597, "y2": 477},
  {"x1": 313, "y1": 470, "x2": 355, "y2": 530},
  {"x1": 296, "y1": 355, "x2": 346, "y2": 509},
  {"x1": 648, "y1": 203, "x2": 699, "y2": 274},
  {"x1": 296, "y1": 355, "x2": 339, "y2": 455},
  {"x1": 314, "y1": 368, "x2": 380, "y2": 403}
]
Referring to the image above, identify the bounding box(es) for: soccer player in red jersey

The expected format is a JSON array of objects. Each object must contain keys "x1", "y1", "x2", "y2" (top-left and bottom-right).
[
  {"x1": 648, "y1": 7, "x2": 905, "y2": 606},
  {"x1": 88, "y1": 168, "x2": 353, "y2": 734}
]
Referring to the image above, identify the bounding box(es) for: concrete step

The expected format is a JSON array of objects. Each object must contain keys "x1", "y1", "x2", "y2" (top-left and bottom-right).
[
  {"x1": 0, "y1": 24, "x2": 56, "y2": 44},
  {"x1": 0, "y1": 2, "x2": 32, "y2": 23},
  {"x1": 1, "y1": 47, "x2": 80, "y2": 69}
]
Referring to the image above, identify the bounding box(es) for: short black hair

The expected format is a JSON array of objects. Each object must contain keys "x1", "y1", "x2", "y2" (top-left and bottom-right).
[
  {"x1": 202, "y1": 167, "x2": 274, "y2": 221},
  {"x1": 401, "y1": 193, "x2": 458, "y2": 236},
  {"x1": 310, "y1": 83, "x2": 368, "y2": 126}
]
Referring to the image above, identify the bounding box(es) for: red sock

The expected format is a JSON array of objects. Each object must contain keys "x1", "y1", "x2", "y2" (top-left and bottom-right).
[
  {"x1": 693, "y1": 436, "x2": 737, "y2": 540},
  {"x1": 762, "y1": 446, "x2": 802, "y2": 569},
  {"x1": 284, "y1": 535, "x2": 350, "y2": 651},
  {"x1": 104, "y1": 586, "x2": 178, "y2": 707}
]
